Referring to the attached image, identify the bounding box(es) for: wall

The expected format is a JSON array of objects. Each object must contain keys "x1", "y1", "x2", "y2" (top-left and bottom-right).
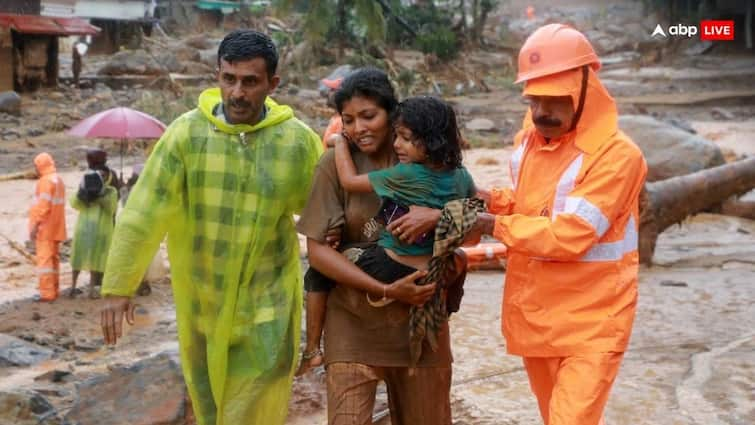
[
  {"x1": 0, "y1": 0, "x2": 41, "y2": 14},
  {"x1": 40, "y1": 0, "x2": 75, "y2": 17},
  {"x1": 75, "y1": 0, "x2": 151, "y2": 21},
  {"x1": 0, "y1": 26, "x2": 12, "y2": 92}
]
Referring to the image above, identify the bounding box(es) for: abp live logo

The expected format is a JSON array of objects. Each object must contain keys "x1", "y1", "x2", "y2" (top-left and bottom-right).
[
  {"x1": 651, "y1": 20, "x2": 734, "y2": 40},
  {"x1": 700, "y1": 20, "x2": 734, "y2": 40}
]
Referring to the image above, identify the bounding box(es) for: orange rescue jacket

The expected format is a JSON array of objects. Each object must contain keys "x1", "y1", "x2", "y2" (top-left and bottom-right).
[
  {"x1": 29, "y1": 153, "x2": 67, "y2": 241},
  {"x1": 490, "y1": 67, "x2": 648, "y2": 356}
]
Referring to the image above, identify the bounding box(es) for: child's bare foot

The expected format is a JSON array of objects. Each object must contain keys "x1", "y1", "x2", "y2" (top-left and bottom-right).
[{"x1": 295, "y1": 348, "x2": 323, "y2": 376}]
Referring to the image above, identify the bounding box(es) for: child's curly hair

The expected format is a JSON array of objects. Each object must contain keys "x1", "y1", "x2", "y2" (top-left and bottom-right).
[{"x1": 392, "y1": 96, "x2": 463, "y2": 169}]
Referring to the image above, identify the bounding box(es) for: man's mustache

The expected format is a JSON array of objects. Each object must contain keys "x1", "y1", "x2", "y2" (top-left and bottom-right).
[
  {"x1": 533, "y1": 115, "x2": 562, "y2": 127},
  {"x1": 229, "y1": 98, "x2": 252, "y2": 109}
]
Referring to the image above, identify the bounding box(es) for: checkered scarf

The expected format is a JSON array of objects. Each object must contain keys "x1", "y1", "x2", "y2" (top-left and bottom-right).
[{"x1": 410, "y1": 198, "x2": 486, "y2": 366}]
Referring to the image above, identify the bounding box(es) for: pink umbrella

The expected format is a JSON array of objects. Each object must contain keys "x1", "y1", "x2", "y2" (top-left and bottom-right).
[
  {"x1": 68, "y1": 107, "x2": 167, "y2": 178},
  {"x1": 68, "y1": 107, "x2": 166, "y2": 139}
]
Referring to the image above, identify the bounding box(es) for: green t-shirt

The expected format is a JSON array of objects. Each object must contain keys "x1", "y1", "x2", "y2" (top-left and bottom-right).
[{"x1": 367, "y1": 162, "x2": 476, "y2": 255}]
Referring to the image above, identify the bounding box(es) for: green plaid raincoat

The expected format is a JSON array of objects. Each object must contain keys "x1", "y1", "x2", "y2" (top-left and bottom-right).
[{"x1": 101, "y1": 88, "x2": 322, "y2": 425}]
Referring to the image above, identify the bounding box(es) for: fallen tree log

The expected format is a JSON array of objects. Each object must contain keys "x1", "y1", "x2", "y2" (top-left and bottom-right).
[
  {"x1": 719, "y1": 198, "x2": 755, "y2": 220},
  {"x1": 0, "y1": 233, "x2": 35, "y2": 264},
  {"x1": 0, "y1": 168, "x2": 36, "y2": 182},
  {"x1": 639, "y1": 156, "x2": 755, "y2": 264}
]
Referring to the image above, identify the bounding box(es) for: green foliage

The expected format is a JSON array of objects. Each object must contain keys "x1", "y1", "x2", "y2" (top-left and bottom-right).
[
  {"x1": 272, "y1": 0, "x2": 386, "y2": 48},
  {"x1": 416, "y1": 27, "x2": 458, "y2": 60},
  {"x1": 386, "y1": 2, "x2": 459, "y2": 60}
]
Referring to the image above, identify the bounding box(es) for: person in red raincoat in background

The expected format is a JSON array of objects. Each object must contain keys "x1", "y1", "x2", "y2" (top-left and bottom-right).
[{"x1": 29, "y1": 152, "x2": 67, "y2": 301}]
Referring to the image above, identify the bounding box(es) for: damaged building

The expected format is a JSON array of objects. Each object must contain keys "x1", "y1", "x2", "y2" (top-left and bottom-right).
[{"x1": 0, "y1": 12, "x2": 98, "y2": 92}]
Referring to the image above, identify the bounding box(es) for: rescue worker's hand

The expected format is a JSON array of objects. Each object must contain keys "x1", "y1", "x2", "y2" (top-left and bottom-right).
[
  {"x1": 325, "y1": 227, "x2": 342, "y2": 249},
  {"x1": 100, "y1": 295, "x2": 136, "y2": 345},
  {"x1": 29, "y1": 224, "x2": 39, "y2": 241},
  {"x1": 476, "y1": 188, "x2": 491, "y2": 206},
  {"x1": 463, "y1": 213, "x2": 496, "y2": 246},
  {"x1": 387, "y1": 206, "x2": 441, "y2": 244},
  {"x1": 386, "y1": 270, "x2": 436, "y2": 306}
]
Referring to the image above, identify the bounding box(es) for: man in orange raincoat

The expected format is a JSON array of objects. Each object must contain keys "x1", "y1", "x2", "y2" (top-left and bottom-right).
[
  {"x1": 470, "y1": 24, "x2": 648, "y2": 424},
  {"x1": 29, "y1": 152, "x2": 67, "y2": 301}
]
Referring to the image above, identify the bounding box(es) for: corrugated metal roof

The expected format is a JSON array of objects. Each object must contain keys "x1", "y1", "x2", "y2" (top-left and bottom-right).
[{"x1": 0, "y1": 13, "x2": 100, "y2": 36}]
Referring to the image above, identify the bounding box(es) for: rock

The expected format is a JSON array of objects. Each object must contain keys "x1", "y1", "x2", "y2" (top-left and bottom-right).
[
  {"x1": 183, "y1": 61, "x2": 213, "y2": 75},
  {"x1": 66, "y1": 352, "x2": 186, "y2": 425},
  {"x1": 465, "y1": 118, "x2": 496, "y2": 132},
  {"x1": 97, "y1": 50, "x2": 167, "y2": 76},
  {"x1": 664, "y1": 117, "x2": 696, "y2": 134},
  {"x1": 34, "y1": 370, "x2": 72, "y2": 383},
  {"x1": 185, "y1": 35, "x2": 214, "y2": 50},
  {"x1": 0, "y1": 334, "x2": 54, "y2": 367},
  {"x1": 0, "y1": 91, "x2": 21, "y2": 115},
  {"x1": 172, "y1": 44, "x2": 200, "y2": 63},
  {"x1": 26, "y1": 127, "x2": 45, "y2": 137},
  {"x1": 31, "y1": 312, "x2": 41, "y2": 321},
  {"x1": 711, "y1": 107, "x2": 735, "y2": 120},
  {"x1": 619, "y1": 115, "x2": 726, "y2": 182},
  {"x1": 198, "y1": 48, "x2": 218, "y2": 67},
  {"x1": 0, "y1": 390, "x2": 61, "y2": 424},
  {"x1": 154, "y1": 52, "x2": 185, "y2": 73},
  {"x1": 73, "y1": 338, "x2": 100, "y2": 353}
]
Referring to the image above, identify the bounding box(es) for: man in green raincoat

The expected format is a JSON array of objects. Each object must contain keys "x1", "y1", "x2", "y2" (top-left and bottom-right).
[{"x1": 98, "y1": 30, "x2": 323, "y2": 425}]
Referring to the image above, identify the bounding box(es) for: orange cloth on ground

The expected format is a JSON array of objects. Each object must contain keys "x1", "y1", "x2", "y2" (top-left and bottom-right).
[
  {"x1": 490, "y1": 66, "x2": 648, "y2": 356},
  {"x1": 29, "y1": 153, "x2": 67, "y2": 241},
  {"x1": 29, "y1": 153, "x2": 66, "y2": 301},
  {"x1": 321, "y1": 114, "x2": 342, "y2": 149},
  {"x1": 36, "y1": 240, "x2": 60, "y2": 300},
  {"x1": 523, "y1": 353, "x2": 622, "y2": 425}
]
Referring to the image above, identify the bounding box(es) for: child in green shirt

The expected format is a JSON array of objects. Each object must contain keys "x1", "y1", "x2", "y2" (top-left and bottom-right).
[{"x1": 298, "y1": 96, "x2": 475, "y2": 374}]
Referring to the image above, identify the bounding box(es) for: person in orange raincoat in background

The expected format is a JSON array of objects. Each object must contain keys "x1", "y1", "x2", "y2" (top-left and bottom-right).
[
  {"x1": 29, "y1": 152, "x2": 67, "y2": 301},
  {"x1": 469, "y1": 24, "x2": 648, "y2": 425},
  {"x1": 320, "y1": 77, "x2": 343, "y2": 149}
]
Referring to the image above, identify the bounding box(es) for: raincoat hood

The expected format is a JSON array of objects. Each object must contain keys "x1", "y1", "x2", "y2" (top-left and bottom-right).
[
  {"x1": 198, "y1": 87, "x2": 294, "y2": 135},
  {"x1": 34, "y1": 152, "x2": 57, "y2": 176},
  {"x1": 522, "y1": 66, "x2": 617, "y2": 155}
]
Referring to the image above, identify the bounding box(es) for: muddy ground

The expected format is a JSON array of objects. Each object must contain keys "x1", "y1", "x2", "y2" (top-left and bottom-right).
[{"x1": 0, "y1": 146, "x2": 753, "y2": 424}]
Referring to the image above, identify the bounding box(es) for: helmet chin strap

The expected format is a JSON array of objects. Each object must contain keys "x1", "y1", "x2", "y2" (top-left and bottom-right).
[{"x1": 569, "y1": 65, "x2": 589, "y2": 132}]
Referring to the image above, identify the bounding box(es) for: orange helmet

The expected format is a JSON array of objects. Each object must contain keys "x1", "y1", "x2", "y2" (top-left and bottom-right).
[{"x1": 515, "y1": 24, "x2": 600, "y2": 84}]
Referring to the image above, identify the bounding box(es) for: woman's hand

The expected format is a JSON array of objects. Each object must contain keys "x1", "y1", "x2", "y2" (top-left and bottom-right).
[
  {"x1": 386, "y1": 270, "x2": 436, "y2": 306},
  {"x1": 386, "y1": 206, "x2": 441, "y2": 244},
  {"x1": 325, "y1": 227, "x2": 341, "y2": 249}
]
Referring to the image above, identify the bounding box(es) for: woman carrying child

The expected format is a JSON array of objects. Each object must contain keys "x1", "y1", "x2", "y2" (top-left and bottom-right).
[{"x1": 296, "y1": 68, "x2": 473, "y2": 425}]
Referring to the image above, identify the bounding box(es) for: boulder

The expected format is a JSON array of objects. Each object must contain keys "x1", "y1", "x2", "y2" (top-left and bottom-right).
[
  {"x1": 97, "y1": 50, "x2": 167, "y2": 76},
  {"x1": 0, "y1": 334, "x2": 54, "y2": 367},
  {"x1": 154, "y1": 52, "x2": 185, "y2": 73},
  {"x1": 0, "y1": 390, "x2": 61, "y2": 424},
  {"x1": 619, "y1": 115, "x2": 725, "y2": 182},
  {"x1": 66, "y1": 352, "x2": 187, "y2": 425},
  {"x1": 0, "y1": 91, "x2": 21, "y2": 115},
  {"x1": 184, "y1": 35, "x2": 215, "y2": 50},
  {"x1": 465, "y1": 118, "x2": 496, "y2": 132},
  {"x1": 198, "y1": 48, "x2": 218, "y2": 68}
]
